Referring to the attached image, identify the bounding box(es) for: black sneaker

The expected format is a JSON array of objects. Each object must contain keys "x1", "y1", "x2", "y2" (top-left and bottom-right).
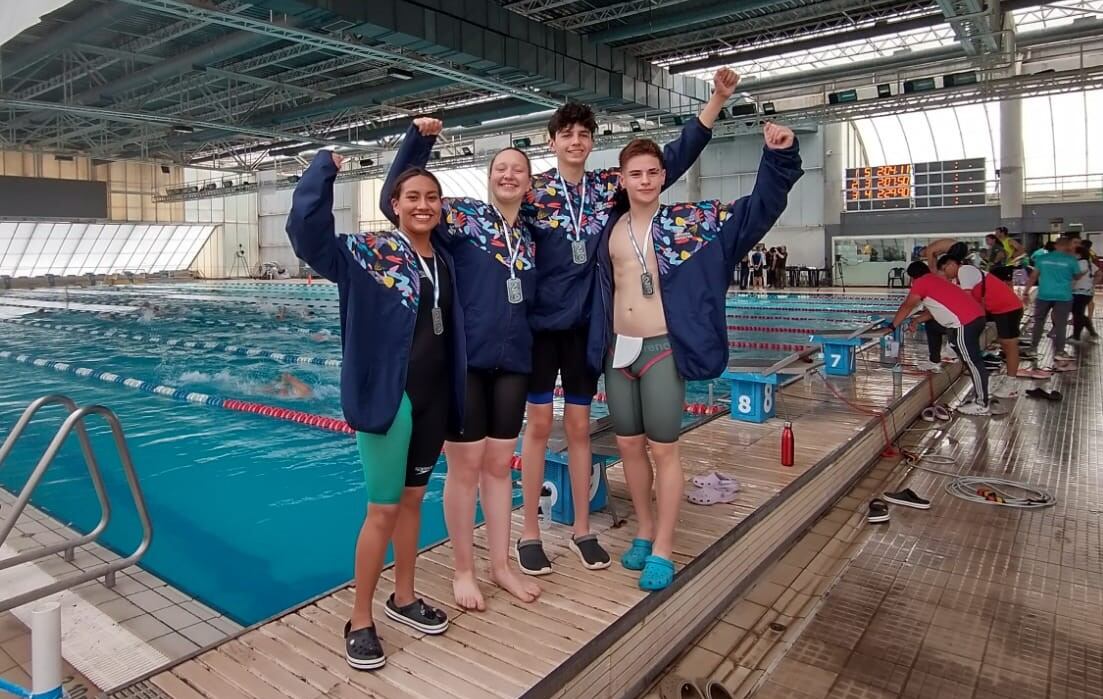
[
  {"x1": 384, "y1": 595, "x2": 448, "y2": 634},
  {"x1": 569, "y1": 534, "x2": 611, "y2": 570},
  {"x1": 343, "y1": 621, "x2": 385, "y2": 671},
  {"x1": 867, "y1": 498, "x2": 890, "y2": 524},
  {"x1": 883, "y1": 488, "x2": 931, "y2": 510},
  {"x1": 516, "y1": 538, "x2": 553, "y2": 576}
]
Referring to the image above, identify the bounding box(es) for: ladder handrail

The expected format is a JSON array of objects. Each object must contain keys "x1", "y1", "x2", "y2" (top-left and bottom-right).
[
  {"x1": 0, "y1": 399, "x2": 154, "y2": 612},
  {"x1": 0, "y1": 395, "x2": 114, "y2": 566}
]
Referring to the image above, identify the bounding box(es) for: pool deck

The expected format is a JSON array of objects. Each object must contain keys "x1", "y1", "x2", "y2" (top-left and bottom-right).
[{"x1": 105, "y1": 333, "x2": 969, "y2": 699}]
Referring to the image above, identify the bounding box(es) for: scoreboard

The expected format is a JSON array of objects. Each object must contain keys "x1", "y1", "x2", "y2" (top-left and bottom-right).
[
  {"x1": 845, "y1": 158, "x2": 987, "y2": 210},
  {"x1": 914, "y1": 158, "x2": 986, "y2": 207},
  {"x1": 845, "y1": 164, "x2": 912, "y2": 211}
]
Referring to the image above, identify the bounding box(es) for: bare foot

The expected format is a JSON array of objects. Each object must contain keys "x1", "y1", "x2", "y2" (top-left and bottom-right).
[
  {"x1": 491, "y1": 565, "x2": 541, "y2": 603},
  {"x1": 452, "y1": 571, "x2": 485, "y2": 611}
]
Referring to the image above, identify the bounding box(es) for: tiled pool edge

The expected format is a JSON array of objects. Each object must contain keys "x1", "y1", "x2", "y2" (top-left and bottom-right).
[{"x1": 0, "y1": 490, "x2": 243, "y2": 690}]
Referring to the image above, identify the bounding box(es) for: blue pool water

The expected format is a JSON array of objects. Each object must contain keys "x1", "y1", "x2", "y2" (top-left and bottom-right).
[{"x1": 0, "y1": 284, "x2": 898, "y2": 624}]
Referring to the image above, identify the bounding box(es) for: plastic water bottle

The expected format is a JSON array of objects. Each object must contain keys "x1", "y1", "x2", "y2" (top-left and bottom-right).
[
  {"x1": 781, "y1": 422, "x2": 794, "y2": 467},
  {"x1": 539, "y1": 485, "x2": 552, "y2": 530},
  {"x1": 892, "y1": 362, "x2": 903, "y2": 390}
]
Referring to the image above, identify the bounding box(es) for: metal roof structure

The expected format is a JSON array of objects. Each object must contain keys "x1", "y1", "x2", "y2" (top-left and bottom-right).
[{"x1": 1, "y1": 0, "x2": 1101, "y2": 176}]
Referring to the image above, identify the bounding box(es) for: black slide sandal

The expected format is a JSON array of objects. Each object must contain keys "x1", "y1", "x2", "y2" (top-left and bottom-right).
[{"x1": 867, "y1": 498, "x2": 890, "y2": 523}]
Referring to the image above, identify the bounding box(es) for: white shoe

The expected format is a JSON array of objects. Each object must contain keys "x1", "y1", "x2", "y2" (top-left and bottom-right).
[
  {"x1": 991, "y1": 377, "x2": 1020, "y2": 399},
  {"x1": 957, "y1": 400, "x2": 990, "y2": 416},
  {"x1": 915, "y1": 359, "x2": 942, "y2": 373}
]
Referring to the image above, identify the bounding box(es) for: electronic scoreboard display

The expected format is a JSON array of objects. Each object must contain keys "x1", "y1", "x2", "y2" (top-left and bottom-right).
[
  {"x1": 845, "y1": 164, "x2": 912, "y2": 211},
  {"x1": 845, "y1": 158, "x2": 986, "y2": 210},
  {"x1": 914, "y1": 158, "x2": 986, "y2": 207}
]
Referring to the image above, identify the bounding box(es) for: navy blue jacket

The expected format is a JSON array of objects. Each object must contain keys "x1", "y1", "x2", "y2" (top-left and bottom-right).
[
  {"x1": 287, "y1": 151, "x2": 466, "y2": 434},
  {"x1": 587, "y1": 142, "x2": 804, "y2": 381},
  {"x1": 381, "y1": 126, "x2": 537, "y2": 374},
  {"x1": 524, "y1": 117, "x2": 713, "y2": 332}
]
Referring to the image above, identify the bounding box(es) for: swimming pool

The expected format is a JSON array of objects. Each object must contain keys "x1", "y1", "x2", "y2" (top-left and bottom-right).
[{"x1": 0, "y1": 283, "x2": 896, "y2": 625}]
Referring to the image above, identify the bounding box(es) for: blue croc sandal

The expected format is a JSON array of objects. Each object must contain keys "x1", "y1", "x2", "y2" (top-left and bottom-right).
[
  {"x1": 621, "y1": 538, "x2": 653, "y2": 571},
  {"x1": 639, "y1": 554, "x2": 675, "y2": 591}
]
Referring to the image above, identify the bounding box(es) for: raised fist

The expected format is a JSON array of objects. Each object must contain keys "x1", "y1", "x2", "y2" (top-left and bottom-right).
[
  {"x1": 713, "y1": 68, "x2": 740, "y2": 100},
  {"x1": 763, "y1": 122, "x2": 795, "y2": 150},
  {"x1": 329, "y1": 152, "x2": 345, "y2": 168},
  {"x1": 413, "y1": 117, "x2": 443, "y2": 137}
]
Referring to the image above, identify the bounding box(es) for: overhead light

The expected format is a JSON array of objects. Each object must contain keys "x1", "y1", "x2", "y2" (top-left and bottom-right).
[
  {"x1": 172, "y1": 124, "x2": 194, "y2": 134},
  {"x1": 430, "y1": 150, "x2": 442, "y2": 160},
  {"x1": 54, "y1": 155, "x2": 74, "y2": 162},
  {"x1": 387, "y1": 68, "x2": 414, "y2": 80},
  {"x1": 673, "y1": 115, "x2": 685, "y2": 126},
  {"x1": 716, "y1": 108, "x2": 729, "y2": 121},
  {"x1": 359, "y1": 158, "x2": 374, "y2": 167},
  {"x1": 761, "y1": 102, "x2": 776, "y2": 115},
  {"x1": 287, "y1": 175, "x2": 300, "y2": 184},
  {"x1": 827, "y1": 89, "x2": 858, "y2": 104},
  {"x1": 730, "y1": 103, "x2": 757, "y2": 117},
  {"x1": 903, "y1": 77, "x2": 936, "y2": 94},
  {"x1": 942, "y1": 71, "x2": 977, "y2": 88},
  {"x1": 512, "y1": 137, "x2": 531, "y2": 149},
  {"x1": 630, "y1": 120, "x2": 642, "y2": 132},
  {"x1": 877, "y1": 83, "x2": 892, "y2": 98},
  {"x1": 224, "y1": 179, "x2": 234, "y2": 188},
  {"x1": 602, "y1": 128, "x2": 613, "y2": 136},
  {"x1": 462, "y1": 146, "x2": 473, "y2": 156},
  {"x1": 161, "y1": 165, "x2": 171, "y2": 174}
]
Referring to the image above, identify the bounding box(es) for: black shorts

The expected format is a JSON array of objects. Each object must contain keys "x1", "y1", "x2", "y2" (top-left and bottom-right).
[
  {"x1": 528, "y1": 327, "x2": 598, "y2": 405},
  {"x1": 449, "y1": 369, "x2": 528, "y2": 442},
  {"x1": 989, "y1": 308, "x2": 1023, "y2": 340}
]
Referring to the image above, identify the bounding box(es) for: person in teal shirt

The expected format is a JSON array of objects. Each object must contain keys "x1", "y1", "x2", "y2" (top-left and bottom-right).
[
  {"x1": 1023, "y1": 238, "x2": 1084, "y2": 359},
  {"x1": 1030, "y1": 241, "x2": 1054, "y2": 266}
]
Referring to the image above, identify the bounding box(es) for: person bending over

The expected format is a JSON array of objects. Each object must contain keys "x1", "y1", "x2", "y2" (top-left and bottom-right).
[
  {"x1": 891, "y1": 262, "x2": 990, "y2": 415},
  {"x1": 516, "y1": 67, "x2": 739, "y2": 577},
  {"x1": 381, "y1": 118, "x2": 541, "y2": 610},
  {"x1": 938, "y1": 255, "x2": 1039, "y2": 395},
  {"x1": 587, "y1": 123, "x2": 804, "y2": 591},
  {"x1": 287, "y1": 155, "x2": 466, "y2": 671}
]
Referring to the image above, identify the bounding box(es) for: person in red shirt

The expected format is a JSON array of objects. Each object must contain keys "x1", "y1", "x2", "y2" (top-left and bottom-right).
[
  {"x1": 937, "y1": 255, "x2": 1044, "y2": 393},
  {"x1": 890, "y1": 261, "x2": 990, "y2": 415}
]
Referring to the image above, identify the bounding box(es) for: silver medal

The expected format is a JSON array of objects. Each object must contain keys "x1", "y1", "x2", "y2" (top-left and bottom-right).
[
  {"x1": 506, "y1": 277, "x2": 524, "y2": 304},
  {"x1": 431, "y1": 307, "x2": 444, "y2": 335},
  {"x1": 641, "y1": 271, "x2": 655, "y2": 296},
  {"x1": 571, "y1": 240, "x2": 588, "y2": 265}
]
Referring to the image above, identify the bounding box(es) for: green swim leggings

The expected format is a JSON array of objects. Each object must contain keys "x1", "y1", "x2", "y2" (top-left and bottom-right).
[
  {"x1": 604, "y1": 335, "x2": 685, "y2": 444},
  {"x1": 356, "y1": 393, "x2": 444, "y2": 504}
]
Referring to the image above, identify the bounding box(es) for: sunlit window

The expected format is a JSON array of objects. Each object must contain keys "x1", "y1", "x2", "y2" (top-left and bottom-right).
[{"x1": 0, "y1": 222, "x2": 217, "y2": 277}]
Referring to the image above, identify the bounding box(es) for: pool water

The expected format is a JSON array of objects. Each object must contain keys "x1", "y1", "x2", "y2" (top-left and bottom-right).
[{"x1": 0, "y1": 284, "x2": 897, "y2": 624}]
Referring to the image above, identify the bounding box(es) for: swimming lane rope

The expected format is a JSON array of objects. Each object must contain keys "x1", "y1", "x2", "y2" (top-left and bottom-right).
[
  {"x1": 0, "y1": 350, "x2": 353, "y2": 435},
  {"x1": 1, "y1": 318, "x2": 340, "y2": 367}
]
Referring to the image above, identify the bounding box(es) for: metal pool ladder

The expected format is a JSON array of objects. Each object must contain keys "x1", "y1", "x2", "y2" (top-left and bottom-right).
[{"x1": 0, "y1": 394, "x2": 153, "y2": 612}]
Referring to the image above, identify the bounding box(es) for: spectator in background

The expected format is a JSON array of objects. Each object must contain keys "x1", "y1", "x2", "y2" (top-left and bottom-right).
[
  {"x1": 765, "y1": 247, "x2": 776, "y2": 287},
  {"x1": 774, "y1": 246, "x2": 789, "y2": 288},
  {"x1": 985, "y1": 233, "x2": 1006, "y2": 270},
  {"x1": 750, "y1": 245, "x2": 766, "y2": 289},
  {"x1": 1071, "y1": 244, "x2": 1097, "y2": 343},
  {"x1": 738, "y1": 254, "x2": 751, "y2": 290}
]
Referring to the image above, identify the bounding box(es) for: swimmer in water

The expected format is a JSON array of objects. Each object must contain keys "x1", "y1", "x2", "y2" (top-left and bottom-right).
[
  {"x1": 310, "y1": 329, "x2": 334, "y2": 342},
  {"x1": 274, "y1": 306, "x2": 288, "y2": 321},
  {"x1": 268, "y1": 372, "x2": 313, "y2": 398}
]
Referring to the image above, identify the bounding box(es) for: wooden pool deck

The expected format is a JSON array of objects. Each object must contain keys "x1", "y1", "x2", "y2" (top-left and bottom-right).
[{"x1": 108, "y1": 341, "x2": 966, "y2": 699}]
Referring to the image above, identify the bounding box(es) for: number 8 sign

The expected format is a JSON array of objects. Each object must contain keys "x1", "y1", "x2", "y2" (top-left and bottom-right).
[{"x1": 763, "y1": 384, "x2": 774, "y2": 414}]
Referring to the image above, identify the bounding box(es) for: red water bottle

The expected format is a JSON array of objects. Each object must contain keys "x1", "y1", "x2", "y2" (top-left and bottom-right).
[{"x1": 781, "y1": 421, "x2": 794, "y2": 467}]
